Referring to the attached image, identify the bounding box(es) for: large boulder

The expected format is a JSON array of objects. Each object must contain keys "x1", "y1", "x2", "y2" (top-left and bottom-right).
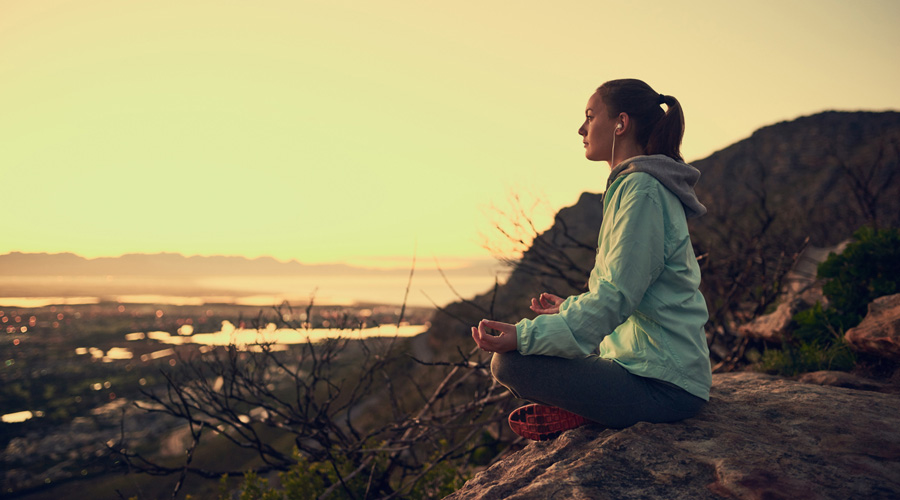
[
  {"x1": 737, "y1": 294, "x2": 819, "y2": 342},
  {"x1": 445, "y1": 372, "x2": 900, "y2": 500},
  {"x1": 845, "y1": 294, "x2": 900, "y2": 361}
]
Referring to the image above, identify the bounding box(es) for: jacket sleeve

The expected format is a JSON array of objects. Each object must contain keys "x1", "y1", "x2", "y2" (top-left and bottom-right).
[{"x1": 516, "y1": 183, "x2": 666, "y2": 358}]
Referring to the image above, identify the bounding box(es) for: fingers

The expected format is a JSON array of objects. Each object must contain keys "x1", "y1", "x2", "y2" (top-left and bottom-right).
[
  {"x1": 531, "y1": 293, "x2": 564, "y2": 311},
  {"x1": 479, "y1": 319, "x2": 515, "y2": 336},
  {"x1": 472, "y1": 319, "x2": 517, "y2": 353},
  {"x1": 472, "y1": 324, "x2": 498, "y2": 352},
  {"x1": 471, "y1": 326, "x2": 485, "y2": 349},
  {"x1": 531, "y1": 296, "x2": 560, "y2": 312},
  {"x1": 477, "y1": 320, "x2": 496, "y2": 347},
  {"x1": 530, "y1": 294, "x2": 562, "y2": 314},
  {"x1": 539, "y1": 294, "x2": 551, "y2": 308},
  {"x1": 540, "y1": 293, "x2": 564, "y2": 307}
]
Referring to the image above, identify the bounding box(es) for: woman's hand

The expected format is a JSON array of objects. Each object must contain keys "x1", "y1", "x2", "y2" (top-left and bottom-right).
[
  {"x1": 529, "y1": 293, "x2": 565, "y2": 315},
  {"x1": 471, "y1": 319, "x2": 518, "y2": 354}
]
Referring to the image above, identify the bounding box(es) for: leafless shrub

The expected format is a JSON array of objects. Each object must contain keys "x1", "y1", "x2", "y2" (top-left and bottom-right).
[{"x1": 112, "y1": 299, "x2": 516, "y2": 499}]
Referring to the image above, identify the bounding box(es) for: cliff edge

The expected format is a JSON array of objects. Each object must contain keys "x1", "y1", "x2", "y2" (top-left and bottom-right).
[{"x1": 445, "y1": 372, "x2": 900, "y2": 500}]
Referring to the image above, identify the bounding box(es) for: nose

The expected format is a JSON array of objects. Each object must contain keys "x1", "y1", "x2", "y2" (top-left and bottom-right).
[{"x1": 578, "y1": 122, "x2": 586, "y2": 137}]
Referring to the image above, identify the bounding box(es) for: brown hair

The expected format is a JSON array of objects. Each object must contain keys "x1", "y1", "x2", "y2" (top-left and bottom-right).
[{"x1": 597, "y1": 79, "x2": 685, "y2": 162}]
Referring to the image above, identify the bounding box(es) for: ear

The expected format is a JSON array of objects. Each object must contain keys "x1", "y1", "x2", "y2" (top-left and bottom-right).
[{"x1": 616, "y1": 113, "x2": 631, "y2": 135}]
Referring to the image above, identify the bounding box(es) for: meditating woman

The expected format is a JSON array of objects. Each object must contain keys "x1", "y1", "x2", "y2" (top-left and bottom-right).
[{"x1": 471, "y1": 79, "x2": 712, "y2": 440}]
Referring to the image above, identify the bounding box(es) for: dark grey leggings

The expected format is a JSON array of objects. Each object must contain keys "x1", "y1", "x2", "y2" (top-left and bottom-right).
[{"x1": 491, "y1": 351, "x2": 706, "y2": 429}]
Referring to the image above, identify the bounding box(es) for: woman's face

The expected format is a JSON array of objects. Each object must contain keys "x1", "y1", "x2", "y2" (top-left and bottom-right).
[{"x1": 578, "y1": 92, "x2": 617, "y2": 162}]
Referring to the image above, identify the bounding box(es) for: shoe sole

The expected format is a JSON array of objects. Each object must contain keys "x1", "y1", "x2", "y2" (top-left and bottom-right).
[{"x1": 508, "y1": 404, "x2": 588, "y2": 441}]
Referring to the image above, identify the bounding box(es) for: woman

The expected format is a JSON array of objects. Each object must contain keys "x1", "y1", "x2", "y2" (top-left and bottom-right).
[{"x1": 471, "y1": 79, "x2": 711, "y2": 441}]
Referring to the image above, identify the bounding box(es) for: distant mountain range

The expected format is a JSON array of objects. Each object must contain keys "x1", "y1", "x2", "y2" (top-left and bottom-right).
[{"x1": 0, "y1": 252, "x2": 494, "y2": 277}]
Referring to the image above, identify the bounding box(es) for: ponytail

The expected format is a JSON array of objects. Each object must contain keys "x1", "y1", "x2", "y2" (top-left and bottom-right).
[
  {"x1": 646, "y1": 94, "x2": 685, "y2": 162},
  {"x1": 597, "y1": 79, "x2": 685, "y2": 162}
]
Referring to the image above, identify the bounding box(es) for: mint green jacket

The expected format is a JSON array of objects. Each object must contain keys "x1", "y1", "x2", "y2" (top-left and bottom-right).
[{"x1": 515, "y1": 160, "x2": 712, "y2": 400}]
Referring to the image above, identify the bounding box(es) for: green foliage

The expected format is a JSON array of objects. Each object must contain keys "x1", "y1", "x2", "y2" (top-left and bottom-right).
[
  {"x1": 818, "y1": 225, "x2": 900, "y2": 322},
  {"x1": 217, "y1": 475, "x2": 232, "y2": 500},
  {"x1": 759, "y1": 340, "x2": 856, "y2": 376},
  {"x1": 216, "y1": 471, "x2": 287, "y2": 500},
  {"x1": 236, "y1": 471, "x2": 283, "y2": 500},
  {"x1": 405, "y1": 439, "x2": 470, "y2": 499},
  {"x1": 406, "y1": 459, "x2": 467, "y2": 499},
  {"x1": 277, "y1": 453, "x2": 327, "y2": 500},
  {"x1": 757, "y1": 226, "x2": 899, "y2": 376},
  {"x1": 277, "y1": 449, "x2": 380, "y2": 500},
  {"x1": 218, "y1": 447, "x2": 382, "y2": 500},
  {"x1": 220, "y1": 441, "x2": 476, "y2": 500},
  {"x1": 469, "y1": 431, "x2": 503, "y2": 466},
  {"x1": 807, "y1": 226, "x2": 900, "y2": 340},
  {"x1": 791, "y1": 303, "x2": 846, "y2": 346}
]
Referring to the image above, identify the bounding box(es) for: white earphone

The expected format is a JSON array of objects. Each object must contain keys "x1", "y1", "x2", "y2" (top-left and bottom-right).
[{"x1": 611, "y1": 123, "x2": 622, "y2": 166}]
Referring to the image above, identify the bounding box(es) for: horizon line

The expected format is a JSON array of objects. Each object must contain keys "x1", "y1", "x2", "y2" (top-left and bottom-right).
[{"x1": 0, "y1": 250, "x2": 506, "y2": 272}]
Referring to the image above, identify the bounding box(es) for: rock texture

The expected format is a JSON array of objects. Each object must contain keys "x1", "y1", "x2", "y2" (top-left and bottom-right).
[
  {"x1": 845, "y1": 294, "x2": 900, "y2": 361},
  {"x1": 690, "y1": 111, "x2": 900, "y2": 250},
  {"x1": 797, "y1": 370, "x2": 888, "y2": 392},
  {"x1": 445, "y1": 372, "x2": 900, "y2": 500},
  {"x1": 738, "y1": 293, "x2": 823, "y2": 343}
]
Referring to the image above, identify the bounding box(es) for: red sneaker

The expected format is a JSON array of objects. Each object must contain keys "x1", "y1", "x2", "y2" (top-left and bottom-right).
[{"x1": 508, "y1": 404, "x2": 589, "y2": 441}]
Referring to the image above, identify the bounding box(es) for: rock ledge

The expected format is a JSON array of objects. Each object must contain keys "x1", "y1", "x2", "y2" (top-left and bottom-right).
[{"x1": 445, "y1": 372, "x2": 900, "y2": 500}]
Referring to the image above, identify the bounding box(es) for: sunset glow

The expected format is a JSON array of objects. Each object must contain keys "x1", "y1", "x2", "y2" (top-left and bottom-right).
[{"x1": 2, "y1": 0, "x2": 898, "y2": 266}]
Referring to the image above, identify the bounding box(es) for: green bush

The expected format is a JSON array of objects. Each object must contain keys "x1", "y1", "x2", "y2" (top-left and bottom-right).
[
  {"x1": 758, "y1": 226, "x2": 899, "y2": 376},
  {"x1": 219, "y1": 443, "x2": 472, "y2": 500},
  {"x1": 219, "y1": 448, "x2": 382, "y2": 500},
  {"x1": 818, "y1": 226, "x2": 900, "y2": 323},
  {"x1": 791, "y1": 303, "x2": 846, "y2": 346},
  {"x1": 759, "y1": 340, "x2": 856, "y2": 377}
]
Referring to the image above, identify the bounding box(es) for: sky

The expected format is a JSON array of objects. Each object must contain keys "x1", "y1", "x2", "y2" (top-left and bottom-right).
[{"x1": 2, "y1": 0, "x2": 899, "y2": 270}]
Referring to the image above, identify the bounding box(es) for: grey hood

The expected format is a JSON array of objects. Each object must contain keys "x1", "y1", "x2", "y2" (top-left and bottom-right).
[{"x1": 606, "y1": 154, "x2": 707, "y2": 218}]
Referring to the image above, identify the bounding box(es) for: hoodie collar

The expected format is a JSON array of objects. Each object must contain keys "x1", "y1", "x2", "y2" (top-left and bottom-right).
[{"x1": 606, "y1": 154, "x2": 707, "y2": 218}]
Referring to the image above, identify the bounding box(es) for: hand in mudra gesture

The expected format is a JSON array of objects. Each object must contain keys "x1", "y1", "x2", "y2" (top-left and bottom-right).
[
  {"x1": 472, "y1": 293, "x2": 567, "y2": 353},
  {"x1": 471, "y1": 319, "x2": 517, "y2": 354},
  {"x1": 529, "y1": 292, "x2": 565, "y2": 315}
]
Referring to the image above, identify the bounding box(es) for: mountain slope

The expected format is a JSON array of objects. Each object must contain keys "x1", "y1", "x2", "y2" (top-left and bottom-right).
[{"x1": 691, "y1": 110, "x2": 900, "y2": 250}]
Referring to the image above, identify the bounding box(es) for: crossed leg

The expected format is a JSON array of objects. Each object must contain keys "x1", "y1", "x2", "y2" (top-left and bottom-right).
[{"x1": 491, "y1": 351, "x2": 705, "y2": 429}]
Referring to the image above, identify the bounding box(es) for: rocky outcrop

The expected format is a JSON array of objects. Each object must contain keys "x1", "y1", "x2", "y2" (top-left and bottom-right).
[
  {"x1": 690, "y1": 111, "x2": 900, "y2": 250},
  {"x1": 445, "y1": 372, "x2": 900, "y2": 500},
  {"x1": 737, "y1": 245, "x2": 837, "y2": 342},
  {"x1": 737, "y1": 289, "x2": 824, "y2": 343},
  {"x1": 845, "y1": 293, "x2": 900, "y2": 361}
]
